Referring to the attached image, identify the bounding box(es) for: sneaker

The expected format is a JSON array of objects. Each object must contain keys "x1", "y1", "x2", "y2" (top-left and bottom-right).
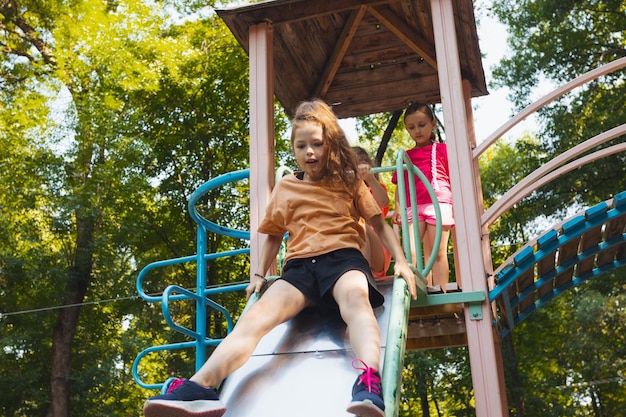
[
  {"x1": 346, "y1": 359, "x2": 385, "y2": 417},
  {"x1": 143, "y1": 378, "x2": 226, "y2": 417}
]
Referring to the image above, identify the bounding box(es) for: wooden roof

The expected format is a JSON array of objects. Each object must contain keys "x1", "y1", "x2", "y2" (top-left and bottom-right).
[{"x1": 217, "y1": 0, "x2": 488, "y2": 119}]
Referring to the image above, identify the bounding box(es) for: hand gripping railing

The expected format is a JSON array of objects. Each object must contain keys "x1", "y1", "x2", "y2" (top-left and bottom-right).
[{"x1": 133, "y1": 169, "x2": 251, "y2": 391}]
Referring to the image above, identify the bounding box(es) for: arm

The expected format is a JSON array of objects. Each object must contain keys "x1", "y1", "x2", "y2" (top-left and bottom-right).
[
  {"x1": 368, "y1": 214, "x2": 417, "y2": 300},
  {"x1": 392, "y1": 187, "x2": 402, "y2": 225},
  {"x1": 359, "y1": 164, "x2": 390, "y2": 209},
  {"x1": 246, "y1": 233, "x2": 283, "y2": 299}
]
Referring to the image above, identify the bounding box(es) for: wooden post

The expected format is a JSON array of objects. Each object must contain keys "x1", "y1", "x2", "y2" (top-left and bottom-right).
[
  {"x1": 430, "y1": 0, "x2": 509, "y2": 416},
  {"x1": 249, "y1": 22, "x2": 276, "y2": 276}
]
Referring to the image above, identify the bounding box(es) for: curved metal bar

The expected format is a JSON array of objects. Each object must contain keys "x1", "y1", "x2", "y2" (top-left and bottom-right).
[
  {"x1": 136, "y1": 248, "x2": 250, "y2": 302},
  {"x1": 132, "y1": 340, "x2": 222, "y2": 390},
  {"x1": 275, "y1": 165, "x2": 293, "y2": 183},
  {"x1": 161, "y1": 285, "x2": 201, "y2": 340},
  {"x1": 395, "y1": 150, "x2": 442, "y2": 281},
  {"x1": 163, "y1": 284, "x2": 240, "y2": 336},
  {"x1": 187, "y1": 169, "x2": 251, "y2": 240},
  {"x1": 482, "y1": 129, "x2": 626, "y2": 228},
  {"x1": 474, "y1": 56, "x2": 626, "y2": 159},
  {"x1": 136, "y1": 255, "x2": 197, "y2": 302}
]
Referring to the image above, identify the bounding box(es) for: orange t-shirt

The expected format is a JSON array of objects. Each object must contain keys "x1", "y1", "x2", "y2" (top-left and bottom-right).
[{"x1": 258, "y1": 173, "x2": 382, "y2": 264}]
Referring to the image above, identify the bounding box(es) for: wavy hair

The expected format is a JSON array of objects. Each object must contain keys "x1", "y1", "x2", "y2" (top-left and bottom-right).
[{"x1": 290, "y1": 99, "x2": 360, "y2": 191}]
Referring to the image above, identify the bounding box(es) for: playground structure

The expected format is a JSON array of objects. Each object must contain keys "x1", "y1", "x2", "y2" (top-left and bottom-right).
[{"x1": 133, "y1": 1, "x2": 626, "y2": 416}]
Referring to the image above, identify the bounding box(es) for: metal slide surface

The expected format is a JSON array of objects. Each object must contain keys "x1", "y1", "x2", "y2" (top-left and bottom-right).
[{"x1": 218, "y1": 277, "x2": 396, "y2": 417}]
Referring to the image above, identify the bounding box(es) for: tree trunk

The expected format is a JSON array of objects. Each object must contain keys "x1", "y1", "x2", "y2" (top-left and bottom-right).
[
  {"x1": 503, "y1": 334, "x2": 525, "y2": 417},
  {"x1": 420, "y1": 386, "x2": 431, "y2": 417},
  {"x1": 46, "y1": 208, "x2": 96, "y2": 417},
  {"x1": 374, "y1": 110, "x2": 402, "y2": 166}
]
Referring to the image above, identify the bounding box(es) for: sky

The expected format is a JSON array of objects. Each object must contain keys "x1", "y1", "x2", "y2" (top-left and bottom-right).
[
  {"x1": 471, "y1": 1, "x2": 540, "y2": 144},
  {"x1": 340, "y1": 1, "x2": 539, "y2": 146}
]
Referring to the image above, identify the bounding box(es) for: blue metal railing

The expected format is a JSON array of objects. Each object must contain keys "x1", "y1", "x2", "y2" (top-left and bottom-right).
[{"x1": 133, "y1": 170, "x2": 251, "y2": 391}]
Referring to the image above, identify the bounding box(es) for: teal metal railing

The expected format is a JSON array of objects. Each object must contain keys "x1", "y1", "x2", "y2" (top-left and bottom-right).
[{"x1": 133, "y1": 169, "x2": 251, "y2": 391}]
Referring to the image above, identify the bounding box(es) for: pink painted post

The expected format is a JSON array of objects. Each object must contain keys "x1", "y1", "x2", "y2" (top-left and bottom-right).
[
  {"x1": 430, "y1": 1, "x2": 509, "y2": 416},
  {"x1": 249, "y1": 22, "x2": 276, "y2": 277}
]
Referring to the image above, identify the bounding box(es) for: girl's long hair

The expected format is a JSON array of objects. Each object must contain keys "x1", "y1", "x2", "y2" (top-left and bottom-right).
[{"x1": 290, "y1": 99, "x2": 361, "y2": 191}]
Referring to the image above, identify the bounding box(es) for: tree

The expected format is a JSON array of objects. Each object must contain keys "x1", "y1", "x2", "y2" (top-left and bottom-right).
[
  {"x1": 485, "y1": 2, "x2": 626, "y2": 415},
  {"x1": 1, "y1": 1, "x2": 264, "y2": 416},
  {"x1": 489, "y1": 0, "x2": 626, "y2": 211}
]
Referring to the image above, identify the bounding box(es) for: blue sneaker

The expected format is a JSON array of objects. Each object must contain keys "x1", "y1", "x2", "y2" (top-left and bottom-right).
[
  {"x1": 143, "y1": 378, "x2": 226, "y2": 417},
  {"x1": 346, "y1": 360, "x2": 385, "y2": 417}
]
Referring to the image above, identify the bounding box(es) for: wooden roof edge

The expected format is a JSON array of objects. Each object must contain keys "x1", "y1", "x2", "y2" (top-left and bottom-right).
[{"x1": 216, "y1": 0, "x2": 396, "y2": 26}]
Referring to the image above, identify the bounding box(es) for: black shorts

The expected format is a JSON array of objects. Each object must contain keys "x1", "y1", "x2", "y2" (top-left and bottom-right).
[{"x1": 280, "y1": 248, "x2": 385, "y2": 310}]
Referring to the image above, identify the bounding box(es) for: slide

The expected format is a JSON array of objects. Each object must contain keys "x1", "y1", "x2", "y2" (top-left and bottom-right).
[{"x1": 217, "y1": 277, "x2": 401, "y2": 417}]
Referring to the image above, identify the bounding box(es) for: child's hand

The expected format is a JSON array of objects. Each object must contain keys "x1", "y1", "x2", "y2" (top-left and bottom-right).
[
  {"x1": 246, "y1": 274, "x2": 267, "y2": 299},
  {"x1": 392, "y1": 210, "x2": 403, "y2": 225},
  {"x1": 394, "y1": 259, "x2": 417, "y2": 300},
  {"x1": 357, "y1": 163, "x2": 375, "y2": 184}
]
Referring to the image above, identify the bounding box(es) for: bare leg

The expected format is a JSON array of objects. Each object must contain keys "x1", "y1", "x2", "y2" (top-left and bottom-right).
[
  {"x1": 190, "y1": 280, "x2": 308, "y2": 387},
  {"x1": 406, "y1": 221, "x2": 420, "y2": 266},
  {"x1": 410, "y1": 221, "x2": 432, "y2": 285},
  {"x1": 422, "y1": 224, "x2": 451, "y2": 290},
  {"x1": 332, "y1": 270, "x2": 380, "y2": 369}
]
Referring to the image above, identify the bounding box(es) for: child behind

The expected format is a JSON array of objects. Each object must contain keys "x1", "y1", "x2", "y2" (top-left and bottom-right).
[
  {"x1": 391, "y1": 102, "x2": 455, "y2": 292},
  {"x1": 143, "y1": 99, "x2": 416, "y2": 417},
  {"x1": 352, "y1": 146, "x2": 392, "y2": 278}
]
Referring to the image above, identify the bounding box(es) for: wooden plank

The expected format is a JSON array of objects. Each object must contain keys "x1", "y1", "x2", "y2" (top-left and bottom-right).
[
  {"x1": 406, "y1": 315, "x2": 468, "y2": 350},
  {"x1": 406, "y1": 333, "x2": 468, "y2": 350},
  {"x1": 221, "y1": 0, "x2": 396, "y2": 27},
  {"x1": 537, "y1": 246, "x2": 556, "y2": 300},
  {"x1": 346, "y1": 30, "x2": 407, "y2": 55},
  {"x1": 507, "y1": 280, "x2": 518, "y2": 322},
  {"x1": 325, "y1": 75, "x2": 439, "y2": 106},
  {"x1": 313, "y1": 7, "x2": 366, "y2": 97},
  {"x1": 407, "y1": 317, "x2": 465, "y2": 338},
  {"x1": 368, "y1": 5, "x2": 437, "y2": 68},
  {"x1": 554, "y1": 237, "x2": 579, "y2": 288},
  {"x1": 341, "y1": 45, "x2": 419, "y2": 67},
  {"x1": 616, "y1": 241, "x2": 626, "y2": 262},
  {"x1": 332, "y1": 61, "x2": 435, "y2": 87},
  {"x1": 495, "y1": 297, "x2": 512, "y2": 335},
  {"x1": 597, "y1": 214, "x2": 626, "y2": 266},
  {"x1": 576, "y1": 225, "x2": 602, "y2": 277},
  {"x1": 516, "y1": 268, "x2": 536, "y2": 314},
  {"x1": 409, "y1": 303, "x2": 463, "y2": 320}
]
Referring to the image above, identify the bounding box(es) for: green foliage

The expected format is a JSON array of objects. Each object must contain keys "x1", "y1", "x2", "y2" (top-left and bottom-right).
[
  {"x1": 482, "y1": 2, "x2": 626, "y2": 415},
  {"x1": 490, "y1": 0, "x2": 626, "y2": 207},
  {"x1": 1, "y1": 0, "x2": 264, "y2": 415},
  {"x1": 400, "y1": 348, "x2": 474, "y2": 417},
  {"x1": 506, "y1": 270, "x2": 626, "y2": 416},
  {"x1": 490, "y1": 0, "x2": 626, "y2": 108}
]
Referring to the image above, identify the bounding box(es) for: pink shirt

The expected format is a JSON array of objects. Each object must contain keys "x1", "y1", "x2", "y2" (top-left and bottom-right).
[
  {"x1": 391, "y1": 142, "x2": 452, "y2": 206},
  {"x1": 258, "y1": 173, "x2": 382, "y2": 263}
]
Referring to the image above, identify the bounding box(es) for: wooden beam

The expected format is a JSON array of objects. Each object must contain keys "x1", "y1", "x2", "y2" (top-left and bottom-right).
[
  {"x1": 368, "y1": 5, "x2": 437, "y2": 69},
  {"x1": 313, "y1": 6, "x2": 366, "y2": 98},
  {"x1": 218, "y1": 0, "x2": 396, "y2": 26},
  {"x1": 249, "y1": 22, "x2": 276, "y2": 278}
]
